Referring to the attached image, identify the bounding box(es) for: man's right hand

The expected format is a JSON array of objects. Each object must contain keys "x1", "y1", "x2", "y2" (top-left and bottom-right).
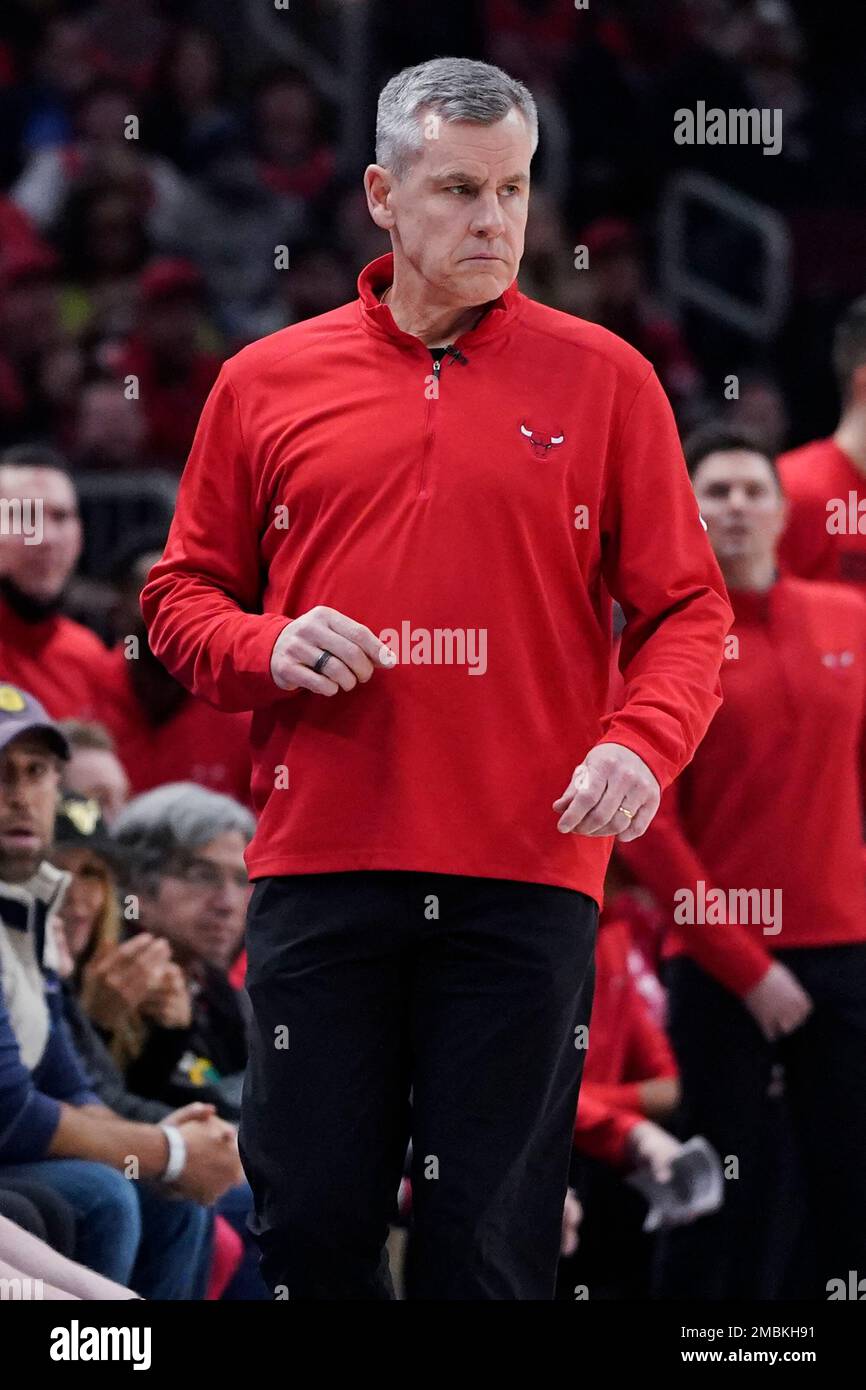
[
  {"x1": 742, "y1": 961, "x2": 813, "y2": 1041},
  {"x1": 270, "y1": 606, "x2": 397, "y2": 695},
  {"x1": 172, "y1": 1117, "x2": 243, "y2": 1204}
]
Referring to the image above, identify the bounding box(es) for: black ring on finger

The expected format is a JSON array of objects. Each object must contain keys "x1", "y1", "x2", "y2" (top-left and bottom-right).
[{"x1": 312, "y1": 649, "x2": 335, "y2": 674}]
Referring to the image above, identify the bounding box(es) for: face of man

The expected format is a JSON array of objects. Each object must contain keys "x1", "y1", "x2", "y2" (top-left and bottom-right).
[
  {"x1": 367, "y1": 109, "x2": 532, "y2": 307},
  {"x1": 691, "y1": 450, "x2": 786, "y2": 569},
  {"x1": 0, "y1": 734, "x2": 61, "y2": 883},
  {"x1": 64, "y1": 747, "x2": 130, "y2": 828},
  {"x1": 0, "y1": 467, "x2": 81, "y2": 602},
  {"x1": 138, "y1": 829, "x2": 250, "y2": 970}
]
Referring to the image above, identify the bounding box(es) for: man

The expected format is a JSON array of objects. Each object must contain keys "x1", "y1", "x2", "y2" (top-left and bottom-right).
[
  {"x1": 59, "y1": 720, "x2": 130, "y2": 827},
  {"x1": 619, "y1": 424, "x2": 866, "y2": 1297},
  {"x1": 141, "y1": 57, "x2": 731, "y2": 1300},
  {"x1": 0, "y1": 445, "x2": 107, "y2": 719},
  {"x1": 0, "y1": 682, "x2": 242, "y2": 1294},
  {"x1": 779, "y1": 296, "x2": 866, "y2": 588},
  {"x1": 111, "y1": 782, "x2": 253, "y2": 1116}
]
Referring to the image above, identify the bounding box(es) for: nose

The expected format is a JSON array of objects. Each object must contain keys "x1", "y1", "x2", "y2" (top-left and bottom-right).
[{"x1": 468, "y1": 189, "x2": 506, "y2": 239}]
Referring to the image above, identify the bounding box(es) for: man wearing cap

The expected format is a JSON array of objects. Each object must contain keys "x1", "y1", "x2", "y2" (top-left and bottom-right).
[
  {"x1": 0, "y1": 681, "x2": 241, "y2": 1295},
  {"x1": 142, "y1": 57, "x2": 731, "y2": 1299}
]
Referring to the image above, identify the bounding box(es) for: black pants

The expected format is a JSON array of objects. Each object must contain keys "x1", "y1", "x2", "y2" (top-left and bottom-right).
[
  {"x1": 239, "y1": 870, "x2": 597, "y2": 1300},
  {"x1": 655, "y1": 944, "x2": 866, "y2": 1300}
]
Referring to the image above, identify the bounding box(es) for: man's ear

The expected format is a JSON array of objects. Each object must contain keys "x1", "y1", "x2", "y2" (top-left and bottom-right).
[{"x1": 363, "y1": 165, "x2": 396, "y2": 230}]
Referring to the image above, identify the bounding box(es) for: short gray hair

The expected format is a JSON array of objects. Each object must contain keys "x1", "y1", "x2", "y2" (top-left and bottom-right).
[
  {"x1": 113, "y1": 782, "x2": 255, "y2": 891},
  {"x1": 376, "y1": 57, "x2": 538, "y2": 180}
]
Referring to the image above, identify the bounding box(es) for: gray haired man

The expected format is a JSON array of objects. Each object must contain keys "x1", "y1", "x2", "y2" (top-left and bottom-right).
[{"x1": 142, "y1": 57, "x2": 731, "y2": 1298}]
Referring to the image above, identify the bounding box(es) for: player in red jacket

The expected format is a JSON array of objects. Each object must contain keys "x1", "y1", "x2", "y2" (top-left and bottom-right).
[
  {"x1": 778, "y1": 296, "x2": 866, "y2": 588},
  {"x1": 620, "y1": 421, "x2": 866, "y2": 1299},
  {"x1": 141, "y1": 57, "x2": 730, "y2": 1302}
]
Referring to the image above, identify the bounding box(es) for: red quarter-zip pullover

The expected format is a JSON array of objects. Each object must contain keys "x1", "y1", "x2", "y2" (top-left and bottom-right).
[
  {"x1": 779, "y1": 438, "x2": 866, "y2": 589},
  {"x1": 95, "y1": 645, "x2": 253, "y2": 806},
  {"x1": 619, "y1": 577, "x2": 866, "y2": 995},
  {"x1": 0, "y1": 595, "x2": 108, "y2": 721},
  {"x1": 141, "y1": 253, "x2": 731, "y2": 901}
]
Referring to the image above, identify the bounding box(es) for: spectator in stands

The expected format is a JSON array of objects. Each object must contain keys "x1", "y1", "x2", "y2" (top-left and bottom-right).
[
  {"x1": 728, "y1": 367, "x2": 790, "y2": 458},
  {"x1": 619, "y1": 422, "x2": 866, "y2": 1298},
  {"x1": 56, "y1": 181, "x2": 150, "y2": 340},
  {"x1": 0, "y1": 444, "x2": 108, "y2": 719},
  {"x1": 111, "y1": 259, "x2": 222, "y2": 470},
  {"x1": 0, "y1": 683, "x2": 242, "y2": 1294},
  {"x1": 11, "y1": 78, "x2": 188, "y2": 248},
  {"x1": 48, "y1": 791, "x2": 268, "y2": 1300},
  {"x1": 144, "y1": 26, "x2": 237, "y2": 174},
  {"x1": 50, "y1": 791, "x2": 173, "y2": 1062},
  {"x1": 167, "y1": 131, "x2": 307, "y2": 343},
  {"x1": 95, "y1": 529, "x2": 253, "y2": 805},
  {"x1": 557, "y1": 217, "x2": 702, "y2": 417},
  {"x1": 280, "y1": 241, "x2": 358, "y2": 325},
  {"x1": 69, "y1": 375, "x2": 150, "y2": 472},
  {"x1": 75, "y1": 0, "x2": 167, "y2": 94},
  {"x1": 111, "y1": 784, "x2": 252, "y2": 1118},
  {"x1": 252, "y1": 67, "x2": 337, "y2": 204},
  {"x1": 0, "y1": 245, "x2": 66, "y2": 447},
  {"x1": 779, "y1": 295, "x2": 866, "y2": 588},
  {"x1": 59, "y1": 720, "x2": 130, "y2": 827}
]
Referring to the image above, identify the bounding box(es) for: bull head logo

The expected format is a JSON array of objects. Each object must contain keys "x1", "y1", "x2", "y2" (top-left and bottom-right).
[{"x1": 520, "y1": 422, "x2": 565, "y2": 459}]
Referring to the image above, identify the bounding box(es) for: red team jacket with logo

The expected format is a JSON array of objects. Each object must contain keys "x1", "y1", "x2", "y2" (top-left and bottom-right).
[
  {"x1": 619, "y1": 578, "x2": 866, "y2": 995},
  {"x1": 141, "y1": 253, "x2": 731, "y2": 903}
]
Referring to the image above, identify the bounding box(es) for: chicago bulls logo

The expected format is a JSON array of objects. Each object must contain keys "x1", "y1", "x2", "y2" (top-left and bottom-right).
[{"x1": 519, "y1": 422, "x2": 565, "y2": 459}]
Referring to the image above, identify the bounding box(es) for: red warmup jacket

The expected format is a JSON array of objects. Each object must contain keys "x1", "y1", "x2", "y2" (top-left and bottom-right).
[
  {"x1": 619, "y1": 578, "x2": 866, "y2": 996},
  {"x1": 573, "y1": 915, "x2": 678, "y2": 1168},
  {"x1": 0, "y1": 596, "x2": 107, "y2": 720},
  {"x1": 580, "y1": 916, "x2": 678, "y2": 1110},
  {"x1": 141, "y1": 252, "x2": 731, "y2": 901},
  {"x1": 95, "y1": 646, "x2": 253, "y2": 806},
  {"x1": 779, "y1": 437, "x2": 866, "y2": 589}
]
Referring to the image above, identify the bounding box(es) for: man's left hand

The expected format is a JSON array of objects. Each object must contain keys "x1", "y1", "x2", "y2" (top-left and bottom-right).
[{"x1": 553, "y1": 743, "x2": 660, "y2": 841}]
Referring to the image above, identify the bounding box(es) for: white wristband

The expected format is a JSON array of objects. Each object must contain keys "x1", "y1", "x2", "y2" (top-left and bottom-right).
[{"x1": 158, "y1": 1123, "x2": 187, "y2": 1182}]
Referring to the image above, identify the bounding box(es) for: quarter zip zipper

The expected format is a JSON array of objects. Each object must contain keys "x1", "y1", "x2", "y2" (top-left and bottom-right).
[{"x1": 417, "y1": 352, "x2": 446, "y2": 501}]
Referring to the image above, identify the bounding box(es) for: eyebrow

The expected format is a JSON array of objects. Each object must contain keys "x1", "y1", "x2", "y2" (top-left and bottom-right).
[{"x1": 431, "y1": 170, "x2": 529, "y2": 186}]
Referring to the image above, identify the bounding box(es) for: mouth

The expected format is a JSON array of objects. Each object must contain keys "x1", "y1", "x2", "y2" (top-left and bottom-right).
[
  {"x1": 0, "y1": 827, "x2": 40, "y2": 849},
  {"x1": 461, "y1": 254, "x2": 504, "y2": 262}
]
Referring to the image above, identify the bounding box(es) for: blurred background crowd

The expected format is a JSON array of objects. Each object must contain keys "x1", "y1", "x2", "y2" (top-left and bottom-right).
[{"x1": 0, "y1": 0, "x2": 865, "y2": 1302}]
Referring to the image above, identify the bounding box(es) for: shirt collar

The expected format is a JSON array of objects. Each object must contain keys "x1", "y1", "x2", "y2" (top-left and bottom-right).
[
  {"x1": 727, "y1": 579, "x2": 779, "y2": 624},
  {"x1": 0, "y1": 860, "x2": 70, "y2": 931},
  {"x1": 356, "y1": 251, "x2": 522, "y2": 350}
]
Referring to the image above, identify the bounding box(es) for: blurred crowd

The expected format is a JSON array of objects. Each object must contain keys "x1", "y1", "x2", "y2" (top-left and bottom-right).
[{"x1": 1, "y1": 0, "x2": 866, "y2": 1301}]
